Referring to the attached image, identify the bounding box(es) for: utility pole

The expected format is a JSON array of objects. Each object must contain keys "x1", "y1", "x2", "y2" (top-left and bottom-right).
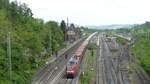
[
  {"x1": 7, "y1": 32, "x2": 12, "y2": 82},
  {"x1": 67, "y1": 18, "x2": 69, "y2": 29},
  {"x1": 66, "y1": 18, "x2": 69, "y2": 42},
  {"x1": 50, "y1": 25, "x2": 52, "y2": 57}
]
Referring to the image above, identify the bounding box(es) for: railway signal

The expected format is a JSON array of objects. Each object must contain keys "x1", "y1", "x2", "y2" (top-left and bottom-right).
[{"x1": 65, "y1": 54, "x2": 68, "y2": 59}]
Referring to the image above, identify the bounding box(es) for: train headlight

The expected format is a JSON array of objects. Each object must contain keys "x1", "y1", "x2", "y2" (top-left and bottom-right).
[
  {"x1": 70, "y1": 71, "x2": 74, "y2": 73},
  {"x1": 67, "y1": 71, "x2": 74, "y2": 73}
]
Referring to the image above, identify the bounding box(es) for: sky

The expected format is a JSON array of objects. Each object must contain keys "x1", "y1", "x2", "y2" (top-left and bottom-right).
[{"x1": 10, "y1": 0, "x2": 150, "y2": 26}]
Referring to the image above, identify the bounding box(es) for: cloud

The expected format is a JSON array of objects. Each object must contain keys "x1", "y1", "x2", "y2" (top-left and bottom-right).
[{"x1": 10, "y1": 0, "x2": 150, "y2": 25}]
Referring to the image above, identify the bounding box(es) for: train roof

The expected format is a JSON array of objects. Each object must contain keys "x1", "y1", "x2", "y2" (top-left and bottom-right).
[{"x1": 67, "y1": 56, "x2": 78, "y2": 65}]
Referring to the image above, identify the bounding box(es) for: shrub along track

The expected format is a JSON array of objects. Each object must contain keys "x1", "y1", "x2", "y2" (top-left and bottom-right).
[{"x1": 32, "y1": 37, "x2": 86, "y2": 84}]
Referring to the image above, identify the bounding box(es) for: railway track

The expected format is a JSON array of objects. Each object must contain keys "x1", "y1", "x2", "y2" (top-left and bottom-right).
[
  {"x1": 119, "y1": 44, "x2": 133, "y2": 84},
  {"x1": 48, "y1": 32, "x2": 98, "y2": 84},
  {"x1": 96, "y1": 35, "x2": 118, "y2": 84},
  {"x1": 98, "y1": 34, "x2": 150, "y2": 84},
  {"x1": 54, "y1": 48, "x2": 90, "y2": 84},
  {"x1": 106, "y1": 37, "x2": 132, "y2": 84},
  {"x1": 101, "y1": 37, "x2": 117, "y2": 84},
  {"x1": 114, "y1": 38, "x2": 150, "y2": 84},
  {"x1": 134, "y1": 65, "x2": 150, "y2": 84},
  {"x1": 102, "y1": 36, "x2": 131, "y2": 84},
  {"x1": 96, "y1": 35, "x2": 123, "y2": 84},
  {"x1": 96, "y1": 35, "x2": 101, "y2": 84},
  {"x1": 32, "y1": 38, "x2": 86, "y2": 84},
  {"x1": 49, "y1": 67, "x2": 73, "y2": 84},
  {"x1": 96, "y1": 34, "x2": 106, "y2": 84}
]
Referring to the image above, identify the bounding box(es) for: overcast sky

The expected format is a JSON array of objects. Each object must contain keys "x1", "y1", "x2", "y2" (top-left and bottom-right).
[{"x1": 10, "y1": 0, "x2": 150, "y2": 26}]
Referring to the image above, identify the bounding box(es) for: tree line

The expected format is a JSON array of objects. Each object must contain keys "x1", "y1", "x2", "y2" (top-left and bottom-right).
[
  {"x1": 0, "y1": 0, "x2": 76, "y2": 84},
  {"x1": 131, "y1": 21, "x2": 150, "y2": 75}
]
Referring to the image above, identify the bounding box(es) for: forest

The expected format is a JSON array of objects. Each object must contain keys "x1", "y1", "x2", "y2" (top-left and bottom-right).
[
  {"x1": 131, "y1": 22, "x2": 150, "y2": 75},
  {"x1": 0, "y1": 0, "x2": 69, "y2": 84}
]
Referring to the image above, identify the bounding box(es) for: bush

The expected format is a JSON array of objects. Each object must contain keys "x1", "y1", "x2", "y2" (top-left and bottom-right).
[
  {"x1": 116, "y1": 37, "x2": 126, "y2": 45},
  {"x1": 132, "y1": 38, "x2": 150, "y2": 75}
]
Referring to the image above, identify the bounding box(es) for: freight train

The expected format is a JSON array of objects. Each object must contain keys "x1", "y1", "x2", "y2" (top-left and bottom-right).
[{"x1": 66, "y1": 32, "x2": 97, "y2": 78}]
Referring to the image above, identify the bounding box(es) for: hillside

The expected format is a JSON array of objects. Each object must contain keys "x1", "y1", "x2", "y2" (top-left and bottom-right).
[
  {"x1": 0, "y1": 1, "x2": 65, "y2": 84},
  {"x1": 85, "y1": 24, "x2": 134, "y2": 29},
  {"x1": 131, "y1": 22, "x2": 150, "y2": 75}
]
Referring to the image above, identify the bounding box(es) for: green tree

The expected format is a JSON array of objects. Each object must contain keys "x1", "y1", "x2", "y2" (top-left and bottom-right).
[
  {"x1": 46, "y1": 21, "x2": 64, "y2": 55},
  {"x1": 0, "y1": 1, "x2": 66, "y2": 84},
  {"x1": 60, "y1": 20, "x2": 66, "y2": 41},
  {"x1": 0, "y1": 0, "x2": 9, "y2": 9}
]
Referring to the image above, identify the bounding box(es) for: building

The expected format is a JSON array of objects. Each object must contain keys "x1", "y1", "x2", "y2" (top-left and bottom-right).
[{"x1": 67, "y1": 24, "x2": 82, "y2": 43}]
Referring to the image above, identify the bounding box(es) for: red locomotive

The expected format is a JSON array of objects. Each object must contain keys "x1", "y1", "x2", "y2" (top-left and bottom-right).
[{"x1": 66, "y1": 32, "x2": 97, "y2": 78}]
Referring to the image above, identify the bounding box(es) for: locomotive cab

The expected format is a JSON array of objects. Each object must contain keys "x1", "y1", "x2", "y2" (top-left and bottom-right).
[{"x1": 66, "y1": 59, "x2": 79, "y2": 78}]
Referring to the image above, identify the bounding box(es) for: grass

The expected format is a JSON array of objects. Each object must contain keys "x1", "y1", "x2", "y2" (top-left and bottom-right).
[
  {"x1": 116, "y1": 37, "x2": 126, "y2": 45},
  {"x1": 79, "y1": 49, "x2": 96, "y2": 84},
  {"x1": 105, "y1": 33, "x2": 126, "y2": 45},
  {"x1": 112, "y1": 51, "x2": 117, "y2": 57},
  {"x1": 105, "y1": 33, "x2": 115, "y2": 37}
]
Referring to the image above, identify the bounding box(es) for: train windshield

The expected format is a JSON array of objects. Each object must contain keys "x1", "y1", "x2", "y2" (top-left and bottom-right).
[
  {"x1": 67, "y1": 66, "x2": 74, "y2": 70},
  {"x1": 68, "y1": 61, "x2": 75, "y2": 66}
]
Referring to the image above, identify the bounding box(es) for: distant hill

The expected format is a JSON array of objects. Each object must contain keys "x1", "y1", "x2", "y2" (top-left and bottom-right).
[{"x1": 85, "y1": 24, "x2": 134, "y2": 29}]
